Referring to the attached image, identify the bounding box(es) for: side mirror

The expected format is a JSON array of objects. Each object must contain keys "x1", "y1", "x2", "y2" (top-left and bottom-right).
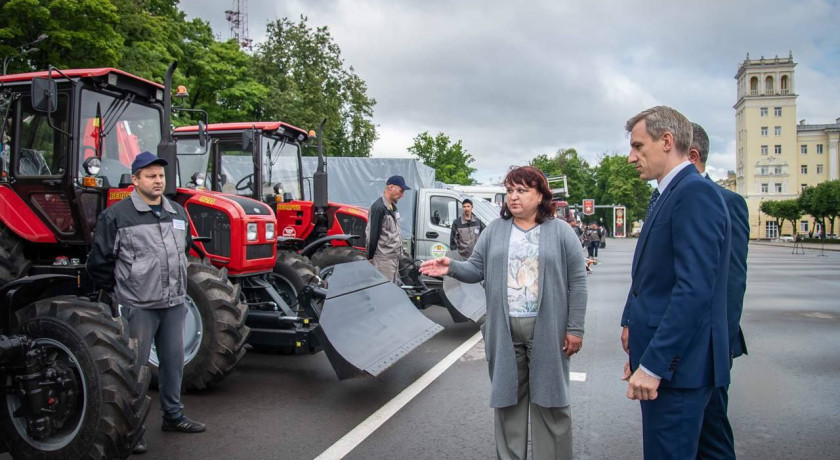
[
  {"x1": 31, "y1": 77, "x2": 57, "y2": 113},
  {"x1": 242, "y1": 130, "x2": 254, "y2": 151},
  {"x1": 198, "y1": 120, "x2": 208, "y2": 148}
]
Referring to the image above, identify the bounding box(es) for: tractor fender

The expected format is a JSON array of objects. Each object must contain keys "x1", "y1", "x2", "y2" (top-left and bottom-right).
[
  {"x1": 0, "y1": 185, "x2": 57, "y2": 243},
  {"x1": 300, "y1": 234, "x2": 359, "y2": 258},
  {"x1": 0, "y1": 274, "x2": 78, "y2": 315}
]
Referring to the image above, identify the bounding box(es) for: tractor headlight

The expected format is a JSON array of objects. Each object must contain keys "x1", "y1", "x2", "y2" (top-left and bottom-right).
[
  {"x1": 265, "y1": 223, "x2": 275, "y2": 240},
  {"x1": 246, "y1": 223, "x2": 258, "y2": 241}
]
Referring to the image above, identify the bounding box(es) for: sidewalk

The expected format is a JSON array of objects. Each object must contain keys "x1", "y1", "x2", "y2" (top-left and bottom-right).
[{"x1": 751, "y1": 240, "x2": 840, "y2": 252}]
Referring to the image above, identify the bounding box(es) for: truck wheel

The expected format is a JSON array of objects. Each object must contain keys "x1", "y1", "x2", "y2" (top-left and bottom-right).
[
  {"x1": 0, "y1": 222, "x2": 31, "y2": 286},
  {"x1": 0, "y1": 296, "x2": 151, "y2": 459},
  {"x1": 272, "y1": 251, "x2": 318, "y2": 307},
  {"x1": 310, "y1": 246, "x2": 366, "y2": 271},
  {"x1": 149, "y1": 262, "x2": 249, "y2": 391}
]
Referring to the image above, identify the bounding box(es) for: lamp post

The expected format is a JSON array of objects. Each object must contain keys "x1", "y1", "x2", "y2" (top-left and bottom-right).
[
  {"x1": 2, "y1": 33, "x2": 48, "y2": 75},
  {"x1": 758, "y1": 197, "x2": 763, "y2": 240}
]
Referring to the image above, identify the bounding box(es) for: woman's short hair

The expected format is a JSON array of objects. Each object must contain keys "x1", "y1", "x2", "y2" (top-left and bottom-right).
[{"x1": 500, "y1": 166, "x2": 557, "y2": 223}]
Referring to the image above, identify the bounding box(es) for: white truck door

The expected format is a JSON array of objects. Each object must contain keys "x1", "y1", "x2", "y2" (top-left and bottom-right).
[{"x1": 415, "y1": 189, "x2": 462, "y2": 262}]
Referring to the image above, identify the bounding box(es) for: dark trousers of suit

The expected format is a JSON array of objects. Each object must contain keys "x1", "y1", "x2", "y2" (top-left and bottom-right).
[
  {"x1": 640, "y1": 385, "x2": 713, "y2": 460},
  {"x1": 697, "y1": 385, "x2": 735, "y2": 459}
]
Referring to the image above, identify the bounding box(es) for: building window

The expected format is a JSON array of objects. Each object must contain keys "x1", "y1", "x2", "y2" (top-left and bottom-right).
[
  {"x1": 761, "y1": 183, "x2": 768, "y2": 193},
  {"x1": 817, "y1": 164, "x2": 824, "y2": 174},
  {"x1": 774, "y1": 126, "x2": 781, "y2": 136},
  {"x1": 760, "y1": 107, "x2": 768, "y2": 117},
  {"x1": 801, "y1": 145, "x2": 807, "y2": 154},
  {"x1": 766, "y1": 221, "x2": 779, "y2": 239},
  {"x1": 775, "y1": 183, "x2": 783, "y2": 193},
  {"x1": 761, "y1": 127, "x2": 768, "y2": 136},
  {"x1": 774, "y1": 107, "x2": 782, "y2": 117},
  {"x1": 761, "y1": 145, "x2": 768, "y2": 155},
  {"x1": 750, "y1": 77, "x2": 758, "y2": 96},
  {"x1": 801, "y1": 184, "x2": 808, "y2": 192},
  {"x1": 765, "y1": 76, "x2": 774, "y2": 94},
  {"x1": 800, "y1": 221, "x2": 809, "y2": 233},
  {"x1": 774, "y1": 166, "x2": 782, "y2": 175},
  {"x1": 801, "y1": 165, "x2": 807, "y2": 174},
  {"x1": 781, "y1": 76, "x2": 789, "y2": 95},
  {"x1": 775, "y1": 145, "x2": 782, "y2": 154},
  {"x1": 817, "y1": 144, "x2": 824, "y2": 154},
  {"x1": 760, "y1": 166, "x2": 768, "y2": 175}
]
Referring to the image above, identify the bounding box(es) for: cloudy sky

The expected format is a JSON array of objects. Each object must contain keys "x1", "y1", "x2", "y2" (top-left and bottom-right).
[{"x1": 179, "y1": 0, "x2": 840, "y2": 183}]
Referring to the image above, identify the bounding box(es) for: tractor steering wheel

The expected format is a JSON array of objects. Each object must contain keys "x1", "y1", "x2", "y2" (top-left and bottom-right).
[{"x1": 235, "y1": 173, "x2": 254, "y2": 191}]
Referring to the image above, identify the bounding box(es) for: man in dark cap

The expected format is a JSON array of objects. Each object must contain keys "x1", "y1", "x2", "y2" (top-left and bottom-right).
[
  {"x1": 365, "y1": 175, "x2": 410, "y2": 282},
  {"x1": 87, "y1": 152, "x2": 205, "y2": 455}
]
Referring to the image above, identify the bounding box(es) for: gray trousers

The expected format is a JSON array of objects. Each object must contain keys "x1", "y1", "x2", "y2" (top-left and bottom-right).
[
  {"x1": 126, "y1": 304, "x2": 187, "y2": 419},
  {"x1": 495, "y1": 316, "x2": 572, "y2": 460},
  {"x1": 371, "y1": 253, "x2": 399, "y2": 283}
]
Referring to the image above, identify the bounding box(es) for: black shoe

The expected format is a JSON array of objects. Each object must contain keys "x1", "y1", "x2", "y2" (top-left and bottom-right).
[
  {"x1": 132, "y1": 436, "x2": 148, "y2": 454},
  {"x1": 162, "y1": 415, "x2": 206, "y2": 433}
]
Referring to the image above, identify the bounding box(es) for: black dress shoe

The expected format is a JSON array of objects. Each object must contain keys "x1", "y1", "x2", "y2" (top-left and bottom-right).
[
  {"x1": 161, "y1": 415, "x2": 206, "y2": 433},
  {"x1": 132, "y1": 436, "x2": 148, "y2": 454}
]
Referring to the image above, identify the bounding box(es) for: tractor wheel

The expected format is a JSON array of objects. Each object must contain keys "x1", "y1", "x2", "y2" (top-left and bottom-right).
[
  {"x1": 0, "y1": 296, "x2": 151, "y2": 459},
  {"x1": 272, "y1": 251, "x2": 319, "y2": 308},
  {"x1": 0, "y1": 221, "x2": 31, "y2": 286},
  {"x1": 310, "y1": 246, "x2": 366, "y2": 271},
  {"x1": 149, "y1": 261, "x2": 249, "y2": 391}
]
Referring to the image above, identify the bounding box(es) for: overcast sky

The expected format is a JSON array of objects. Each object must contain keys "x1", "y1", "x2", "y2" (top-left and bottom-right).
[{"x1": 179, "y1": 0, "x2": 840, "y2": 183}]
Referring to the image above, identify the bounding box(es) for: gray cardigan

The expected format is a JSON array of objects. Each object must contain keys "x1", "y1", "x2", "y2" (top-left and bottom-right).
[{"x1": 448, "y1": 217, "x2": 587, "y2": 408}]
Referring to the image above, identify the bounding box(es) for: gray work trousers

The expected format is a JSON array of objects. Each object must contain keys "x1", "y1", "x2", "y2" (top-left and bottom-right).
[
  {"x1": 495, "y1": 316, "x2": 573, "y2": 460},
  {"x1": 126, "y1": 304, "x2": 187, "y2": 419},
  {"x1": 371, "y1": 253, "x2": 399, "y2": 283}
]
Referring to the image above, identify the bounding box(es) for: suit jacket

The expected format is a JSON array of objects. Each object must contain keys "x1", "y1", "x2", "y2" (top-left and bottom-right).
[
  {"x1": 621, "y1": 165, "x2": 731, "y2": 388},
  {"x1": 715, "y1": 182, "x2": 749, "y2": 358}
]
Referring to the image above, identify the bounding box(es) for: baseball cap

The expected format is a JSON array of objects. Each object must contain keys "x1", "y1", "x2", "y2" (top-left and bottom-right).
[
  {"x1": 131, "y1": 151, "x2": 168, "y2": 174},
  {"x1": 386, "y1": 175, "x2": 411, "y2": 191}
]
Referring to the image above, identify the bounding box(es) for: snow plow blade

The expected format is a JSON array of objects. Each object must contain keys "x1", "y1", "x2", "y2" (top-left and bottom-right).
[
  {"x1": 317, "y1": 261, "x2": 444, "y2": 380},
  {"x1": 440, "y1": 276, "x2": 487, "y2": 323}
]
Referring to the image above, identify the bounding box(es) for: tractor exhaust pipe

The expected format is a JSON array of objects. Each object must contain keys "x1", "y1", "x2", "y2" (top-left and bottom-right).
[
  {"x1": 159, "y1": 62, "x2": 178, "y2": 197},
  {"x1": 312, "y1": 118, "x2": 329, "y2": 236}
]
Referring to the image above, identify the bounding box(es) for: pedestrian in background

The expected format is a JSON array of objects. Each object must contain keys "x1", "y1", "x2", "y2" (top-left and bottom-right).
[
  {"x1": 87, "y1": 152, "x2": 206, "y2": 455},
  {"x1": 584, "y1": 223, "x2": 601, "y2": 262},
  {"x1": 450, "y1": 198, "x2": 486, "y2": 259},
  {"x1": 688, "y1": 122, "x2": 749, "y2": 459},
  {"x1": 366, "y1": 175, "x2": 410, "y2": 282},
  {"x1": 620, "y1": 107, "x2": 731, "y2": 459},
  {"x1": 421, "y1": 166, "x2": 587, "y2": 460}
]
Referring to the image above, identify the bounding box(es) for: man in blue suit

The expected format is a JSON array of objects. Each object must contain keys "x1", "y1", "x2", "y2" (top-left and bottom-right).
[
  {"x1": 689, "y1": 123, "x2": 749, "y2": 459},
  {"x1": 620, "y1": 107, "x2": 732, "y2": 459}
]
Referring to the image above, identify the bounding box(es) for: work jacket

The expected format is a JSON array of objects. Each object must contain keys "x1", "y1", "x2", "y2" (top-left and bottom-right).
[
  {"x1": 365, "y1": 195, "x2": 403, "y2": 260},
  {"x1": 450, "y1": 216, "x2": 485, "y2": 259}
]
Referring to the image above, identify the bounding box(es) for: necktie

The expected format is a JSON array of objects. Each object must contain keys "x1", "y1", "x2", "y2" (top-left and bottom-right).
[{"x1": 647, "y1": 189, "x2": 660, "y2": 219}]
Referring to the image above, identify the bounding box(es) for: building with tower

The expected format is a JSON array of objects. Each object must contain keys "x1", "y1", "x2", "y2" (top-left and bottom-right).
[{"x1": 734, "y1": 52, "x2": 840, "y2": 239}]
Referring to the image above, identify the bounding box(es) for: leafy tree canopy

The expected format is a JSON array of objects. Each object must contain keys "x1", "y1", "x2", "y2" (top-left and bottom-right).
[{"x1": 408, "y1": 131, "x2": 476, "y2": 185}]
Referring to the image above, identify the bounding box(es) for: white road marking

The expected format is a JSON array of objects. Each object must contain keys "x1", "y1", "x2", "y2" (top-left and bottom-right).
[
  {"x1": 315, "y1": 334, "x2": 588, "y2": 460},
  {"x1": 314, "y1": 331, "x2": 483, "y2": 460}
]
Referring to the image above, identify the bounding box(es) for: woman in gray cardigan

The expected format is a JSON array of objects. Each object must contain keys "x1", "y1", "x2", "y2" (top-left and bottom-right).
[{"x1": 421, "y1": 166, "x2": 587, "y2": 460}]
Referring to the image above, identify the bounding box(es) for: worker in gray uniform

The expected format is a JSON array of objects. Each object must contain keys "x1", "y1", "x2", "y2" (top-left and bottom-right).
[
  {"x1": 365, "y1": 175, "x2": 410, "y2": 282},
  {"x1": 450, "y1": 198, "x2": 485, "y2": 259}
]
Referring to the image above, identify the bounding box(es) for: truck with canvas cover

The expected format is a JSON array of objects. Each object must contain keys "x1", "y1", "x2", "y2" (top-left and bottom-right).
[{"x1": 173, "y1": 122, "x2": 443, "y2": 376}]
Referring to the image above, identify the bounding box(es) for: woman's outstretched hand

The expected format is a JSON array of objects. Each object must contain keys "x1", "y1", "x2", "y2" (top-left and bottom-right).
[{"x1": 419, "y1": 257, "x2": 451, "y2": 277}]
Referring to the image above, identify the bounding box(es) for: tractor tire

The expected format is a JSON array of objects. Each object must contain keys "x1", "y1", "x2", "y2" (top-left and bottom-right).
[
  {"x1": 272, "y1": 251, "x2": 319, "y2": 306},
  {"x1": 0, "y1": 221, "x2": 31, "y2": 286},
  {"x1": 0, "y1": 296, "x2": 151, "y2": 460},
  {"x1": 310, "y1": 246, "x2": 366, "y2": 271},
  {"x1": 149, "y1": 262, "x2": 249, "y2": 391}
]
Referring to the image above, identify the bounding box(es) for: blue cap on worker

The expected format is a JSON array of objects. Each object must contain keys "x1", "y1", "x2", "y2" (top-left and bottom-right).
[
  {"x1": 386, "y1": 175, "x2": 411, "y2": 191},
  {"x1": 131, "y1": 151, "x2": 168, "y2": 174}
]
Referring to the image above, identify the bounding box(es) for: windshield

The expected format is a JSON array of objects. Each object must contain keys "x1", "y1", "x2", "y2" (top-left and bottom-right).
[
  {"x1": 261, "y1": 136, "x2": 302, "y2": 200},
  {"x1": 78, "y1": 89, "x2": 161, "y2": 186},
  {"x1": 176, "y1": 137, "x2": 212, "y2": 188}
]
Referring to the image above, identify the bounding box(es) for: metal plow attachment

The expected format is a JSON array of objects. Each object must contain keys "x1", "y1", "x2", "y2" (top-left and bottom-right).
[
  {"x1": 440, "y1": 276, "x2": 487, "y2": 323},
  {"x1": 317, "y1": 261, "x2": 444, "y2": 380}
]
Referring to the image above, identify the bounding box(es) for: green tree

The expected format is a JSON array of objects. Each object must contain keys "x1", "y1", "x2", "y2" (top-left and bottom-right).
[
  {"x1": 529, "y1": 148, "x2": 595, "y2": 215},
  {"x1": 800, "y1": 180, "x2": 840, "y2": 235},
  {"x1": 594, "y1": 154, "x2": 653, "y2": 225},
  {"x1": 0, "y1": 0, "x2": 123, "y2": 73},
  {"x1": 762, "y1": 199, "x2": 802, "y2": 236},
  {"x1": 407, "y1": 131, "x2": 476, "y2": 185},
  {"x1": 252, "y1": 16, "x2": 377, "y2": 157}
]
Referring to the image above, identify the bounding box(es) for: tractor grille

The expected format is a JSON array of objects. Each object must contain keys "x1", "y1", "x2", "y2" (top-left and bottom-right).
[
  {"x1": 187, "y1": 204, "x2": 232, "y2": 258},
  {"x1": 246, "y1": 244, "x2": 274, "y2": 260},
  {"x1": 336, "y1": 212, "x2": 367, "y2": 248}
]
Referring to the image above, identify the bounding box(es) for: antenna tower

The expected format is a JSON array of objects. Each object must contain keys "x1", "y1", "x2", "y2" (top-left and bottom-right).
[{"x1": 225, "y1": 0, "x2": 252, "y2": 50}]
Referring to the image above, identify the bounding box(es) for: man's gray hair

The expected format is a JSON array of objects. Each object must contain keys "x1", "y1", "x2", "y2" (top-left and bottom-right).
[
  {"x1": 689, "y1": 122, "x2": 709, "y2": 165},
  {"x1": 625, "y1": 106, "x2": 693, "y2": 154}
]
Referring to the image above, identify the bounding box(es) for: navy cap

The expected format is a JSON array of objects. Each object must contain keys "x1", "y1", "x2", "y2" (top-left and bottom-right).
[
  {"x1": 386, "y1": 175, "x2": 411, "y2": 191},
  {"x1": 131, "y1": 151, "x2": 168, "y2": 174}
]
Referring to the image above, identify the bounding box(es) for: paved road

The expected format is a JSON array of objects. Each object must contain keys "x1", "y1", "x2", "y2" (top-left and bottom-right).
[{"x1": 8, "y1": 239, "x2": 837, "y2": 459}]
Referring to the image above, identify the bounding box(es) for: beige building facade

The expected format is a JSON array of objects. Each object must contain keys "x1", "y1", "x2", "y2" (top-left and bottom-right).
[{"x1": 734, "y1": 52, "x2": 840, "y2": 239}]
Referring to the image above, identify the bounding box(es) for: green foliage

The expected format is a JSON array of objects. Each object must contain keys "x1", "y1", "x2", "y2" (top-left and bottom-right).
[
  {"x1": 800, "y1": 180, "x2": 840, "y2": 234},
  {"x1": 0, "y1": 0, "x2": 123, "y2": 73},
  {"x1": 252, "y1": 16, "x2": 377, "y2": 157},
  {"x1": 408, "y1": 131, "x2": 476, "y2": 185},
  {"x1": 762, "y1": 199, "x2": 802, "y2": 235},
  {"x1": 594, "y1": 154, "x2": 653, "y2": 225},
  {"x1": 529, "y1": 148, "x2": 596, "y2": 217}
]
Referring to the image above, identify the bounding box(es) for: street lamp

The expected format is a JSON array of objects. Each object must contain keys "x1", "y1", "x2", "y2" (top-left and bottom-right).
[{"x1": 3, "y1": 33, "x2": 48, "y2": 75}]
